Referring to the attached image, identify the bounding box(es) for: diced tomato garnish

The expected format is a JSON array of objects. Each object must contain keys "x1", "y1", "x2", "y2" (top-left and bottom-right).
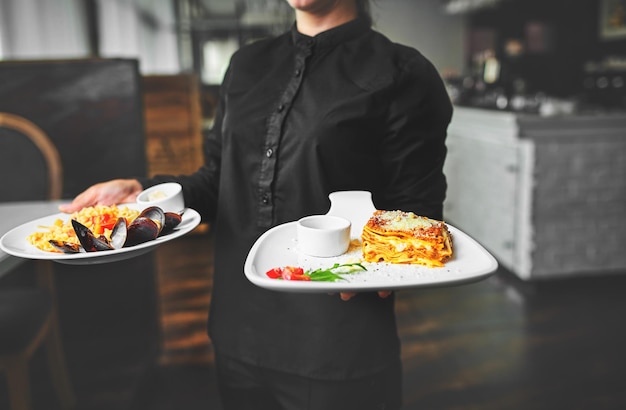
[
  {"x1": 281, "y1": 266, "x2": 303, "y2": 280},
  {"x1": 266, "y1": 267, "x2": 284, "y2": 279},
  {"x1": 90, "y1": 212, "x2": 118, "y2": 235},
  {"x1": 100, "y1": 219, "x2": 117, "y2": 232},
  {"x1": 265, "y1": 266, "x2": 309, "y2": 281}
]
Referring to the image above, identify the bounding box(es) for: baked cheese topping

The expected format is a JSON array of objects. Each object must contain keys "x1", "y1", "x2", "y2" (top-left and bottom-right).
[
  {"x1": 370, "y1": 210, "x2": 438, "y2": 231},
  {"x1": 361, "y1": 210, "x2": 453, "y2": 267}
]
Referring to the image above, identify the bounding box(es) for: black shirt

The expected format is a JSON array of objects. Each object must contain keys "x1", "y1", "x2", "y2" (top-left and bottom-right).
[{"x1": 144, "y1": 17, "x2": 452, "y2": 380}]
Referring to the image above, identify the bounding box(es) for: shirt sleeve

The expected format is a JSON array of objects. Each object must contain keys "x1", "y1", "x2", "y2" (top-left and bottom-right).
[{"x1": 377, "y1": 54, "x2": 453, "y2": 221}]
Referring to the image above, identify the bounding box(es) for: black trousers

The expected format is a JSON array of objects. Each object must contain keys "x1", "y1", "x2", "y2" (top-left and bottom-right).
[{"x1": 215, "y1": 354, "x2": 403, "y2": 410}]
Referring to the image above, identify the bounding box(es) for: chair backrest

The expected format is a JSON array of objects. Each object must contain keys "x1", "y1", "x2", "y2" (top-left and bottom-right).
[
  {"x1": 0, "y1": 112, "x2": 64, "y2": 322},
  {"x1": 0, "y1": 112, "x2": 63, "y2": 201}
]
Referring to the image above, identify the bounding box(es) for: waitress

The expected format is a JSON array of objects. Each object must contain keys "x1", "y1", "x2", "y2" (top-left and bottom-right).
[{"x1": 60, "y1": 0, "x2": 452, "y2": 408}]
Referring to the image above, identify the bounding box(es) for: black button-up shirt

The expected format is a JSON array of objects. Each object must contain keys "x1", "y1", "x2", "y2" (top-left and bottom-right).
[{"x1": 145, "y1": 17, "x2": 452, "y2": 380}]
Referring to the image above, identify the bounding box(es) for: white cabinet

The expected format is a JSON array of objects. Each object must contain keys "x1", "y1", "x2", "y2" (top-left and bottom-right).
[{"x1": 444, "y1": 107, "x2": 626, "y2": 279}]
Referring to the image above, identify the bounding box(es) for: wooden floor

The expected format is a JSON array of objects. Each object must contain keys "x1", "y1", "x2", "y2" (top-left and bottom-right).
[{"x1": 2, "y1": 229, "x2": 626, "y2": 409}]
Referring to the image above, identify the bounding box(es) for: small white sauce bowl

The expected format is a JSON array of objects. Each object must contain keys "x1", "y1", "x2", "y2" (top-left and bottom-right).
[
  {"x1": 297, "y1": 215, "x2": 351, "y2": 257},
  {"x1": 136, "y1": 182, "x2": 185, "y2": 214}
]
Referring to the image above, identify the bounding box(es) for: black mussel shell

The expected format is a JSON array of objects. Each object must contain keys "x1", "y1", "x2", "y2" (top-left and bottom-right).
[
  {"x1": 162, "y1": 212, "x2": 183, "y2": 234},
  {"x1": 49, "y1": 239, "x2": 82, "y2": 254},
  {"x1": 110, "y1": 217, "x2": 128, "y2": 249},
  {"x1": 138, "y1": 206, "x2": 165, "y2": 234},
  {"x1": 125, "y1": 217, "x2": 160, "y2": 247},
  {"x1": 71, "y1": 219, "x2": 114, "y2": 252}
]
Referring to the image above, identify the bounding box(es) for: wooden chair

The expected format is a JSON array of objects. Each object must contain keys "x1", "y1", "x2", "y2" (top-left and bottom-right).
[{"x1": 0, "y1": 112, "x2": 75, "y2": 410}]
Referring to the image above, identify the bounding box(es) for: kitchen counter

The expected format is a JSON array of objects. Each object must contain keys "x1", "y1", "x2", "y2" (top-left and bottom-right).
[{"x1": 444, "y1": 107, "x2": 626, "y2": 279}]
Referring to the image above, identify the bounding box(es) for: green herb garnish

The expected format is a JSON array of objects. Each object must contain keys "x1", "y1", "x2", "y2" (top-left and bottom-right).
[{"x1": 306, "y1": 262, "x2": 367, "y2": 282}]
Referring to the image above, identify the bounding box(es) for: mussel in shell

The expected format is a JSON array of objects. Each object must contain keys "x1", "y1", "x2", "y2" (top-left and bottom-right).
[
  {"x1": 162, "y1": 211, "x2": 183, "y2": 234},
  {"x1": 72, "y1": 219, "x2": 115, "y2": 252},
  {"x1": 49, "y1": 239, "x2": 82, "y2": 254},
  {"x1": 110, "y1": 217, "x2": 128, "y2": 249},
  {"x1": 125, "y1": 216, "x2": 161, "y2": 247},
  {"x1": 48, "y1": 206, "x2": 183, "y2": 253},
  {"x1": 138, "y1": 206, "x2": 166, "y2": 231}
]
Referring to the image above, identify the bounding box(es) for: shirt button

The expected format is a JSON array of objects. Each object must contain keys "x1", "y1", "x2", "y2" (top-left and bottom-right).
[
  {"x1": 265, "y1": 148, "x2": 273, "y2": 158},
  {"x1": 262, "y1": 194, "x2": 270, "y2": 205},
  {"x1": 277, "y1": 104, "x2": 284, "y2": 112},
  {"x1": 294, "y1": 68, "x2": 301, "y2": 77}
]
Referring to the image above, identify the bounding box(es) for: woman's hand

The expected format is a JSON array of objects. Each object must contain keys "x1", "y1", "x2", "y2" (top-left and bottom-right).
[
  {"x1": 339, "y1": 291, "x2": 392, "y2": 301},
  {"x1": 58, "y1": 179, "x2": 144, "y2": 213}
]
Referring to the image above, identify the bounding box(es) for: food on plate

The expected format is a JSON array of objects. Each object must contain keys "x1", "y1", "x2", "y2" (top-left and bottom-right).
[
  {"x1": 361, "y1": 210, "x2": 453, "y2": 267},
  {"x1": 266, "y1": 263, "x2": 367, "y2": 282},
  {"x1": 27, "y1": 205, "x2": 140, "y2": 253},
  {"x1": 27, "y1": 205, "x2": 182, "y2": 253},
  {"x1": 147, "y1": 190, "x2": 168, "y2": 201}
]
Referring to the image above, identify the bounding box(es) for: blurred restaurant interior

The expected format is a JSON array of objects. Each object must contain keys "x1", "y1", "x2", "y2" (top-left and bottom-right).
[{"x1": 0, "y1": 0, "x2": 625, "y2": 409}]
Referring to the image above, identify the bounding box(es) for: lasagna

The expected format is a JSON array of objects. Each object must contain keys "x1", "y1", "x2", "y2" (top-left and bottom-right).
[{"x1": 361, "y1": 210, "x2": 453, "y2": 267}]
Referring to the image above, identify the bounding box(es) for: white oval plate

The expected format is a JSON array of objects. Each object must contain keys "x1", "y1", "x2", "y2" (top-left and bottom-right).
[
  {"x1": 244, "y1": 191, "x2": 498, "y2": 293},
  {"x1": 0, "y1": 204, "x2": 201, "y2": 265}
]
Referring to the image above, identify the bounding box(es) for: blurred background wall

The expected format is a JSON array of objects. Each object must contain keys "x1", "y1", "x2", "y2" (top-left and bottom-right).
[
  {"x1": 0, "y1": 0, "x2": 90, "y2": 59},
  {"x1": 0, "y1": 0, "x2": 180, "y2": 73},
  {"x1": 0, "y1": 0, "x2": 466, "y2": 80}
]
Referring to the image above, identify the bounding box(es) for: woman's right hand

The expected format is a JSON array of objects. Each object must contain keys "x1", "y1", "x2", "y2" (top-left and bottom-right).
[{"x1": 58, "y1": 178, "x2": 144, "y2": 213}]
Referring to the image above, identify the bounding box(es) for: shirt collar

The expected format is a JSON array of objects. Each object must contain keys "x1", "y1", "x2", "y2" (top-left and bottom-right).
[{"x1": 291, "y1": 17, "x2": 370, "y2": 51}]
